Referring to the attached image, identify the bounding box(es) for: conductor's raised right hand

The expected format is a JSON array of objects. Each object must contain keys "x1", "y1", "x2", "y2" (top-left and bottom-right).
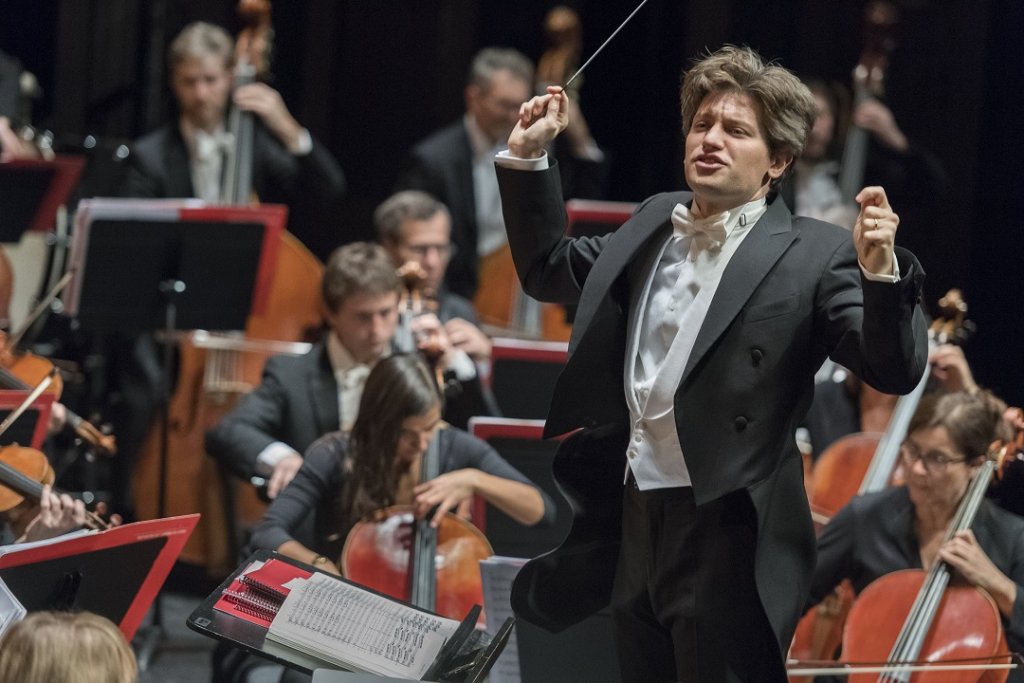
[{"x1": 507, "y1": 85, "x2": 569, "y2": 159}]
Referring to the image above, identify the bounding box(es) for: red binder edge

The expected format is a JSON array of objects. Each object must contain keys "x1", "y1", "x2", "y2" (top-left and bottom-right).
[
  {"x1": 0, "y1": 513, "x2": 199, "y2": 640},
  {"x1": 0, "y1": 390, "x2": 55, "y2": 450},
  {"x1": 5, "y1": 155, "x2": 86, "y2": 232},
  {"x1": 180, "y1": 204, "x2": 288, "y2": 317}
]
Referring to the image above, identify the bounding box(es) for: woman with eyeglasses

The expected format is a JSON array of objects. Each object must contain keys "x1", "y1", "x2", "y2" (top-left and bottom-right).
[{"x1": 805, "y1": 389, "x2": 1024, "y2": 674}]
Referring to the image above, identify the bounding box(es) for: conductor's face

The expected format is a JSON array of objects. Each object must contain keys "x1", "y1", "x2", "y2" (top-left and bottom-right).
[
  {"x1": 684, "y1": 91, "x2": 791, "y2": 215},
  {"x1": 326, "y1": 291, "x2": 400, "y2": 365},
  {"x1": 172, "y1": 55, "x2": 232, "y2": 132}
]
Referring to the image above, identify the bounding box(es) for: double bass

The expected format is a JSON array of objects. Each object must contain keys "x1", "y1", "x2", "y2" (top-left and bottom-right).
[{"x1": 131, "y1": 0, "x2": 324, "y2": 576}]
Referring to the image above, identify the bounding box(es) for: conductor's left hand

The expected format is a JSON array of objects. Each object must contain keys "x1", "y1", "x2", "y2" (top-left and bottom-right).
[
  {"x1": 507, "y1": 86, "x2": 569, "y2": 159},
  {"x1": 854, "y1": 186, "x2": 899, "y2": 275}
]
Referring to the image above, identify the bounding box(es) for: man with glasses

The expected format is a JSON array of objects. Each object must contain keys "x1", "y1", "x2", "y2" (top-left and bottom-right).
[
  {"x1": 808, "y1": 390, "x2": 1024, "y2": 677},
  {"x1": 375, "y1": 190, "x2": 491, "y2": 364},
  {"x1": 395, "y1": 47, "x2": 606, "y2": 300}
]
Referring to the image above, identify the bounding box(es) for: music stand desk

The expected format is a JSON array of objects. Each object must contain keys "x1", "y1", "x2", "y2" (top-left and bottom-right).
[{"x1": 187, "y1": 549, "x2": 330, "y2": 674}]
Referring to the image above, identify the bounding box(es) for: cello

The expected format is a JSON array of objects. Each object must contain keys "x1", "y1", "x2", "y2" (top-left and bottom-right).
[
  {"x1": 340, "y1": 432, "x2": 493, "y2": 624},
  {"x1": 131, "y1": 0, "x2": 324, "y2": 576},
  {"x1": 835, "y1": 421, "x2": 1023, "y2": 682},
  {"x1": 791, "y1": 290, "x2": 974, "y2": 680}
]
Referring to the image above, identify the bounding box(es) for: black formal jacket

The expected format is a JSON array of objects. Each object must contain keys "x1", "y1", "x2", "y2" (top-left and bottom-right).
[
  {"x1": 120, "y1": 122, "x2": 346, "y2": 261},
  {"x1": 206, "y1": 331, "x2": 495, "y2": 482},
  {"x1": 496, "y1": 162, "x2": 929, "y2": 661},
  {"x1": 395, "y1": 120, "x2": 607, "y2": 299}
]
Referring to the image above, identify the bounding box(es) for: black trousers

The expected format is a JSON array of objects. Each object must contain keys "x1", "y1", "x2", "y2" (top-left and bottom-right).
[{"x1": 610, "y1": 480, "x2": 786, "y2": 682}]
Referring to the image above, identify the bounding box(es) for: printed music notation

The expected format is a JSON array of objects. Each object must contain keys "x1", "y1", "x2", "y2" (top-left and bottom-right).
[{"x1": 266, "y1": 571, "x2": 459, "y2": 679}]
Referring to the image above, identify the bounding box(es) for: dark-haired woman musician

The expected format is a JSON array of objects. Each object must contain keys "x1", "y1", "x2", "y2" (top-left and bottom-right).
[
  {"x1": 250, "y1": 353, "x2": 554, "y2": 573},
  {"x1": 807, "y1": 390, "x2": 1024, "y2": 679}
]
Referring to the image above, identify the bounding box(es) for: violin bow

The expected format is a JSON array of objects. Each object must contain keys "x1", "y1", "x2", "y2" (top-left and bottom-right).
[
  {"x1": 6, "y1": 270, "x2": 74, "y2": 351},
  {"x1": 0, "y1": 367, "x2": 56, "y2": 439}
]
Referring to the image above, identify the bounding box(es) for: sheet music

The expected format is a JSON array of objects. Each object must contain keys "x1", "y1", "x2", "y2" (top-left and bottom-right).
[
  {"x1": 480, "y1": 556, "x2": 527, "y2": 683},
  {"x1": 0, "y1": 577, "x2": 25, "y2": 639},
  {"x1": 267, "y1": 572, "x2": 459, "y2": 680}
]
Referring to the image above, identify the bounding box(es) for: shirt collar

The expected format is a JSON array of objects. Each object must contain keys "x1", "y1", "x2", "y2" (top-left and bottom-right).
[{"x1": 464, "y1": 114, "x2": 501, "y2": 160}]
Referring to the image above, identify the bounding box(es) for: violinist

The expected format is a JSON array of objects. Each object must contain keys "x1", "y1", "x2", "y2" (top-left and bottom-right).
[
  {"x1": 0, "y1": 483, "x2": 87, "y2": 544},
  {"x1": 206, "y1": 242, "x2": 493, "y2": 499},
  {"x1": 120, "y1": 21, "x2": 346, "y2": 259},
  {"x1": 807, "y1": 390, "x2": 1024, "y2": 678},
  {"x1": 375, "y1": 190, "x2": 492, "y2": 364}
]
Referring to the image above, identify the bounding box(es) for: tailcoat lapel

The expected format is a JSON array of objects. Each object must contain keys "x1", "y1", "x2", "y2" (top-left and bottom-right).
[{"x1": 681, "y1": 196, "x2": 799, "y2": 385}]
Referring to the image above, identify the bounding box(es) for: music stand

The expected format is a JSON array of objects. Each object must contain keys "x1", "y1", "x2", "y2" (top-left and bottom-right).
[
  {"x1": 0, "y1": 156, "x2": 85, "y2": 241},
  {"x1": 63, "y1": 198, "x2": 287, "y2": 667},
  {"x1": 0, "y1": 390, "x2": 54, "y2": 449},
  {"x1": 565, "y1": 198, "x2": 635, "y2": 240},
  {"x1": 0, "y1": 514, "x2": 198, "y2": 640}
]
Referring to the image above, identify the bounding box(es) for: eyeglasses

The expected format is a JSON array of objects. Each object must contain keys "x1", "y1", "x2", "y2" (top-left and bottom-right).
[
  {"x1": 404, "y1": 243, "x2": 455, "y2": 259},
  {"x1": 900, "y1": 440, "x2": 967, "y2": 472}
]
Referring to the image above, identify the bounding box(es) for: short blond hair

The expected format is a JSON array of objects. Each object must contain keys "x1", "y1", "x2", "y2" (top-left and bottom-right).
[
  {"x1": 168, "y1": 21, "x2": 234, "y2": 73},
  {"x1": 0, "y1": 611, "x2": 137, "y2": 683},
  {"x1": 680, "y1": 45, "x2": 815, "y2": 185}
]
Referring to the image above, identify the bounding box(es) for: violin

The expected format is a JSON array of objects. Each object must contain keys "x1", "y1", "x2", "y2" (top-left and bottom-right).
[
  {"x1": 0, "y1": 444, "x2": 110, "y2": 533},
  {"x1": 0, "y1": 330, "x2": 116, "y2": 456},
  {"x1": 339, "y1": 430, "x2": 492, "y2": 622}
]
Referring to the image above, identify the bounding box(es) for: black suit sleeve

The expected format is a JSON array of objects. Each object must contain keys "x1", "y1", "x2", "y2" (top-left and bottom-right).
[{"x1": 205, "y1": 355, "x2": 295, "y2": 480}]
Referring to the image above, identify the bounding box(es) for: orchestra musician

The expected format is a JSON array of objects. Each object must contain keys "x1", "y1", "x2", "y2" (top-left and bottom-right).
[
  {"x1": 217, "y1": 353, "x2": 552, "y2": 683},
  {"x1": 495, "y1": 45, "x2": 928, "y2": 681},
  {"x1": 395, "y1": 47, "x2": 606, "y2": 301},
  {"x1": 807, "y1": 390, "x2": 1024, "y2": 680},
  {"x1": 120, "y1": 21, "x2": 346, "y2": 259},
  {"x1": 205, "y1": 242, "x2": 493, "y2": 499},
  {"x1": 250, "y1": 352, "x2": 553, "y2": 571},
  {"x1": 375, "y1": 190, "x2": 492, "y2": 364},
  {"x1": 0, "y1": 483, "x2": 88, "y2": 545}
]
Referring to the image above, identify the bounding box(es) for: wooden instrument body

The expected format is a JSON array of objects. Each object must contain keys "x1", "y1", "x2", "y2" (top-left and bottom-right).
[
  {"x1": 341, "y1": 504, "x2": 492, "y2": 623},
  {"x1": 843, "y1": 570, "x2": 1008, "y2": 683}
]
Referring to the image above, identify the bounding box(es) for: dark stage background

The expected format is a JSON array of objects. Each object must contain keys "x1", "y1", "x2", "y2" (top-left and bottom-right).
[{"x1": 2, "y1": 0, "x2": 1021, "y2": 406}]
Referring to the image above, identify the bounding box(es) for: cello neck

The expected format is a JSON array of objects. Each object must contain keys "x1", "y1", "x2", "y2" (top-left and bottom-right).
[
  {"x1": 408, "y1": 434, "x2": 441, "y2": 611},
  {"x1": 879, "y1": 451, "x2": 999, "y2": 679}
]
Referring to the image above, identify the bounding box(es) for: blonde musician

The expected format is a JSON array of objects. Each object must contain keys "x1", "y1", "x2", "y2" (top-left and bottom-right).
[{"x1": 120, "y1": 21, "x2": 345, "y2": 258}]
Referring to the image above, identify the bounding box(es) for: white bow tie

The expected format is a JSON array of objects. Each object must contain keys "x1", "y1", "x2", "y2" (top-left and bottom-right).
[
  {"x1": 340, "y1": 364, "x2": 371, "y2": 390},
  {"x1": 194, "y1": 130, "x2": 233, "y2": 163},
  {"x1": 671, "y1": 203, "x2": 730, "y2": 251}
]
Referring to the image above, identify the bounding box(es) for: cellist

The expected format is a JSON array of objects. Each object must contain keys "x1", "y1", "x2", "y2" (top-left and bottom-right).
[
  {"x1": 217, "y1": 354, "x2": 553, "y2": 683},
  {"x1": 807, "y1": 390, "x2": 1024, "y2": 678}
]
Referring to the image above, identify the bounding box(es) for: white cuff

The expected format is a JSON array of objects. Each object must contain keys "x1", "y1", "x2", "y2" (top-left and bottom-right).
[
  {"x1": 289, "y1": 128, "x2": 313, "y2": 156},
  {"x1": 859, "y1": 252, "x2": 900, "y2": 283},
  {"x1": 446, "y1": 349, "x2": 478, "y2": 382},
  {"x1": 256, "y1": 441, "x2": 300, "y2": 476},
  {"x1": 495, "y1": 149, "x2": 549, "y2": 171}
]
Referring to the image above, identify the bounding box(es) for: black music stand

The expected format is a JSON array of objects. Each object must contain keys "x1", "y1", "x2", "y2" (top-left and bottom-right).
[
  {"x1": 0, "y1": 157, "x2": 85, "y2": 242},
  {"x1": 64, "y1": 203, "x2": 277, "y2": 668}
]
